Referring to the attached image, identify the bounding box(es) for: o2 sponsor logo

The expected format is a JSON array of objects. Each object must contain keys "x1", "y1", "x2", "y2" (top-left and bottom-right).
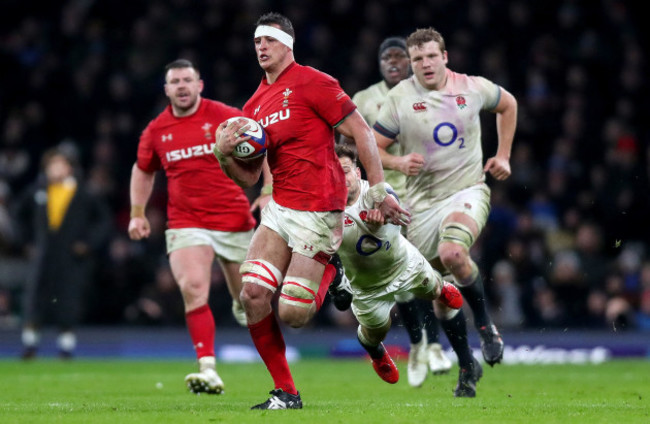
[
  {"x1": 355, "y1": 235, "x2": 391, "y2": 256},
  {"x1": 433, "y1": 122, "x2": 465, "y2": 149}
]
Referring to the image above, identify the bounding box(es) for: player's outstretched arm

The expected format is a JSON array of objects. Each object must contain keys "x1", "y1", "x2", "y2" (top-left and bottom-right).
[
  {"x1": 128, "y1": 163, "x2": 154, "y2": 240},
  {"x1": 338, "y1": 110, "x2": 384, "y2": 185},
  {"x1": 338, "y1": 111, "x2": 411, "y2": 225},
  {"x1": 214, "y1": 119, "x2": 264, "y2": 188}
]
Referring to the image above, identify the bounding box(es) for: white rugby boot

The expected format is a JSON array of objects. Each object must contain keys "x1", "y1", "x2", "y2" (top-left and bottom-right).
[
  {"x1": 428, "y1": 342, "x2": 452, "y2": 375},
  {"x1": 185, "y1": 357, "x2": 224, "y2": 394},
  {"x1": 407, "y1": 332, "x2": 429, "y2": 387}
]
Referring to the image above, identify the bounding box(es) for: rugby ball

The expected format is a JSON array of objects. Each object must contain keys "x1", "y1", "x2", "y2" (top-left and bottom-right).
[{"x1": 224, "y1": 116, "x2": 267, "y2": 160}]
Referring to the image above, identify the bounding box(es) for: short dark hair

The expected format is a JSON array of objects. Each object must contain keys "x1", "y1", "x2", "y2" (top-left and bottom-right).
[
  {"x1": 256, "y1": 12, "x2": 295, "y2": 40},
  {"x1": 41, "y1": 147, "x2": 75, "y2": 170},
  {"x1": 335, "y1": 143, "x2": 358, "y2": 165},
  {"x1": 406, "y1": 28, "x2": 446, "y2": 52},
  {"x1": 164, "y1": 58, "x2": 200, "y2": 78},
  {"x1": 378, "y1": 37, "x2": 407, "y2": 58}
]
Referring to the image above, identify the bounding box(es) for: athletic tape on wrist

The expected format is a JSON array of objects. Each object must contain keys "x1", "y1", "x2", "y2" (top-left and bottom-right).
[
  {"x1": 254, "y1": 25, "x2": 294, "y2": 50},
  {"x1": 368, "y1": 183, "x2": 389, "y2": 203},
  {"x1": 212, "y1": 144, "x2": 228, "y2": 162},
  {"x1": 261, "y1": 184, "x2": 273, "y2": 196},
  {"x1": 130, "y1": 205, "x2": 145, "y2": 218}
]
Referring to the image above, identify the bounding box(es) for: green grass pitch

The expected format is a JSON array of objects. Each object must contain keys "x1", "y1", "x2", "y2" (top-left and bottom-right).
[{"x1": 0, "y1": 358, "x2": 648, "y2": 423}]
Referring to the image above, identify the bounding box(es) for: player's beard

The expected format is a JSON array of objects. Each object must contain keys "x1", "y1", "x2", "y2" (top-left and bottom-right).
[
  {"x1": 172, "y1": 93, "x2": 199, "y2": 113},
  {"x1": 347, "y1": 185, "x2": 360, "y2": 206}
]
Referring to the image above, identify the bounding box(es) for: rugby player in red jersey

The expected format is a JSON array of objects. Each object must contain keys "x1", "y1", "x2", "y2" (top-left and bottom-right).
[
  {"x1": 128, "y1": 59, "x2": 266, "y2": 395},
  {"x1": 213, "y1": 13, "x2": 411, "y2": 410}
]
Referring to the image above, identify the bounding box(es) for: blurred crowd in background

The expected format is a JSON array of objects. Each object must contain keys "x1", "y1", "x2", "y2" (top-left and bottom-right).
[{"x1": 1, "y1": 0, "x2": 649, "y2": 332}]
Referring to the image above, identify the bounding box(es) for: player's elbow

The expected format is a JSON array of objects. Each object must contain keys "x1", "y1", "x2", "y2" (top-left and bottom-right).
[
  {"x1": 224, "y1": 157, "x2": 264, "y2": 188},
  {"x1": 501, "y1": 89, "x2": 518, "y2": 113}
]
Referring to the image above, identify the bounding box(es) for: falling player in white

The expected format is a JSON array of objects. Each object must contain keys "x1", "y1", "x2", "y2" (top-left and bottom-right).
[
  {"x1": 373, "y1": 27, "x2": 518, "y2": 367},
  {"x1": 344, "y1": 36, "x2": 454, "y2": 386},
  {"x1": 335, "y1": 144, "x2": 482, "y2": 397}
]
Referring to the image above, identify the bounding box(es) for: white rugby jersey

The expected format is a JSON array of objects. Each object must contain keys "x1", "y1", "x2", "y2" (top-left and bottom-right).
[
  {"x1": 338, "y1": 180, "x2": 423, "y2": 291},
  {"x1": 352, "y1": 81, "x2": 406, "y2": 199},
  {"x1": 375, "y1": 68, "x2": 500, "y2": 212}
]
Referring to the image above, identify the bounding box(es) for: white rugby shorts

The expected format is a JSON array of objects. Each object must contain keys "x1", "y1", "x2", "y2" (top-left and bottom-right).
[
  {"x1": 351, "y1": 253, "x2": 441, "y2": 329},
  {"x1": 261, "y1": 198, "x2": 343, "y2": 262},
  {"x1": 407, "y1": 183, "x2": 490, "y2": 261},
  {"x1": 165, "y1": 227, "x2": 253, "y2": 263}
]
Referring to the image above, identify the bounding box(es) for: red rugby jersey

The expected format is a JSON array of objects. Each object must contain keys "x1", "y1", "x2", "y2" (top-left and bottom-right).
[
  {"x1": 137, "y1": 98, "x2": 256, "y2": 232},
  {"x1": 243, "y1": 62, "x2": 355, "y2": 211}
]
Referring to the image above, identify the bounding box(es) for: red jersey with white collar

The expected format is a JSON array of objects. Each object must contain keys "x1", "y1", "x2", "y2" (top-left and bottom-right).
[
  {"x1": 137, "y1": 98, "x2": 256, "y2": 231},
  {"x1": 244, "y1": 62, "x2": 355, "y2": 211}
]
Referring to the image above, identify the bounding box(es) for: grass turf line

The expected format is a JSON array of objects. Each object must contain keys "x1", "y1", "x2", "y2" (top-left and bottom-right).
[{"x1": 0, "y1": 359, "x2": 648, "y2": 424}]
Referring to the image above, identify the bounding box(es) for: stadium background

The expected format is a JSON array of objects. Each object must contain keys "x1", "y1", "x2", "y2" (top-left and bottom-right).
[{"x1": 0, "y1": 0, "x2": 649, "y2": 358}]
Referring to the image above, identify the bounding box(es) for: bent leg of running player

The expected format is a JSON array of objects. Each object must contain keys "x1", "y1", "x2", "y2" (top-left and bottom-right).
[
  {"x1": 218, "y1": 259, "x2": 247, "y2": 326},
  {"x1": 438, "y1": 211, "x2": 503, "y2": 366},
  {"x1": 352, "y1": 292, "x2": 399, "y2": 385},
  {"x1": 239, "y1": 225, "x2": 300, "y2": 406},
  {"x1": 170, "y1": 245, "x2": 224, "y2": 394}
]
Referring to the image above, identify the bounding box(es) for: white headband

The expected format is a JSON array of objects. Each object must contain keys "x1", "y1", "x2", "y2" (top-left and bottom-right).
[{"x1": 254, "y1": 25, "x2": 294, "y2": 50}]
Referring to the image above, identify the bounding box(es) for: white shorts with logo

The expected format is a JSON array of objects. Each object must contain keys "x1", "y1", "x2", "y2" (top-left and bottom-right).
[
  {"x1": 407, "y1": 183, "x2": 490, "y2": 261},
  {"x1": 260, "y1": 198, "x2": 343, "y2": 261},
  {"x1": 165, "y1": 227, "x2": 253, "y2": 263},
  {"x1": 350, "y1": 252, "x2": 441, "y2": 329}
]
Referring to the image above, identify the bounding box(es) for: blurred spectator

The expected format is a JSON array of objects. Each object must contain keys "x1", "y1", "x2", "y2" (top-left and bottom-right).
[
  {"x1": 532, "y1": 286, "x2": 565, "y2": 328},
  {"x1": 585, "y1": 290, "x2": 608, "y2": 328},
  {"x1": 11, "y1": 146, "x2": 112, "y2": 358},
  {"x1": 0, "y1": 180, "x2": 14, "y2": 253},
  {"x1": 491, "y1": 260, "x2": 524, "y2": 329},
  {"x1": 124, "y1": 263, "x2": 184, "y2": 326},
  {"x1": 603, "y1": 272, "x2": 635, "y2": 330}
]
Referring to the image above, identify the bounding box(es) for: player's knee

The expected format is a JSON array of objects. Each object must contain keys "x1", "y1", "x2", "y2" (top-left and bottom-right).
[
  {"x1": 239, "y1": 282, "x2": 269, "y2": 310},
  {"x1": 438, "y1": 244, "x2": 467, "y2": 270},
  {"x1": 239, "y1": 259, "x2": 282, "y2": 308},
  {"x1": 278, "y1": 305, "x2": 311, "y2": 328},
  {"x1": 439, "y1": 223, "x2": 474, "y2": 255},
  {"x1": 358, "y1": 322, "x2": 390, "y2": 346},
  {"x1": 178, "y1": 278, "x2": 209, "y2": 308},
  {"x1": 438, "y1": 223, "x2": 473, "y2": 272}
]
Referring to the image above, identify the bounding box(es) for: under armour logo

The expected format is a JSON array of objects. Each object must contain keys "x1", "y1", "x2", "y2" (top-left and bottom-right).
[
  {"x1": 162, "y1": 133, "x2": 173, "y2": 142},
  {"x1": 412, "y1": 102, "x2": 427, "y2": 112},
  {"x1": 303, "y1": 244, "x2": 314, "y2": 251}
]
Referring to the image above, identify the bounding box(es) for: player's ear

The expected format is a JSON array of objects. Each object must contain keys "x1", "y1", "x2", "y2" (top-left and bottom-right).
[
  {"x1": 198, "y1": 79, "x2": 205, "y2": 93},
  {"x1": 355, "y1": 167, "x2": 361, "y2": 179}
]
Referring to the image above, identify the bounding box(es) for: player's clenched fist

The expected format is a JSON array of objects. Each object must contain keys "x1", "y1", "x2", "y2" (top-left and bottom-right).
[
  {"x1": 128, "y1": 216, "x2": 151, "y2": 240},
  {"x1": 395, "y1": 153, "x2": 425, "y2": 176}
]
